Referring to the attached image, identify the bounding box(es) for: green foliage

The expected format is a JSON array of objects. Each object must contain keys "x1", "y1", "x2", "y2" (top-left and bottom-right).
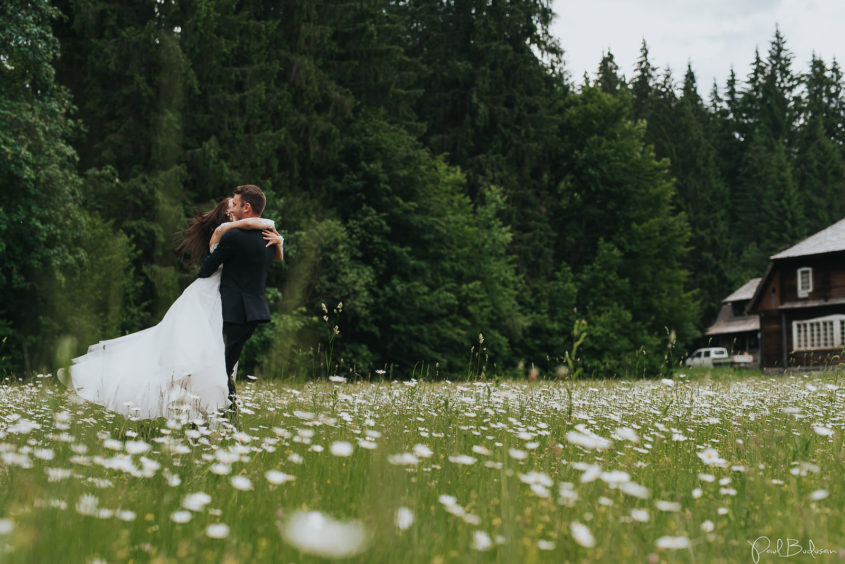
[
  {"x1": 405, "y1": 0, "x2": 566, "y2": 277},
  {"x1": 5, "y1": 4, "x2": 842, "y2": 379},
  {"x1": 555, "y1": 87, "x2": 698, "y2": 375},
  {"x1": 325, "y1": 119, "x2": 522, "y2": 373},
  {"x1": 0, "y1": 0, "x2": 80, "y2": 369},
  {"x1": 46, "y1": 215, "x2": 135, "y2": 366},
  {"x1": 0, "y1": 0, "x2": 135, "y2": 373}
]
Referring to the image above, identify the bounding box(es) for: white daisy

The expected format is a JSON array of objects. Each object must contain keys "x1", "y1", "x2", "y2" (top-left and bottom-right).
[
  {"x1": 206, "y1": 523, "x2": 230, "y2": 539},
  {"x1": 265, "y1": 470, "x2": 296, "y2": 485},
  {"x1": 395, "y1": 507, "x2": 414, "y2": 530},
  {"x1": 281, "y1": 511, "x2": 367, "y2": 558},
  {"x1": 170, "y1": 511, "x2": 192, "y2": 524},
  {"x1": 656, "y1": 536, "x2": 690, "y2": 549},
  {"x1": 330, "y1": 441, "x2": 354, "y2": 457},
  {"x1": 471, "y1": 531, "x2": 492, "y2": 551},
  {"x1": 230, "y1": 475, "x2": 253, "y2": 491},
  {"x1": 570, "y1": 522, "x2": 595, "y2": 548}
]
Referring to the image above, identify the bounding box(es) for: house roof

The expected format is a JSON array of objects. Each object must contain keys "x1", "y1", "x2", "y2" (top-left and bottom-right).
[
  {"x1": 705, "y1": 317, "x2": 760, "y2": 336},
  {"x1": 706, "y1": 279, "x2": 762, "y2": 335},
  {"x1": 723, "y1": 278, "x2": 761, "y2": 303},
  {"x1": 770, "y1": 218, "x2": 845, "y2": 259}
]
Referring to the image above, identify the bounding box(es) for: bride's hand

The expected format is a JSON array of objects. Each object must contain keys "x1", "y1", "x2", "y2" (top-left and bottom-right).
[
  {"x1": 262, "y1": 229, "x2": 283, "y2": 248},
  {"x1": 263, "y1": 228, "x2": 284, "y2": 262}
]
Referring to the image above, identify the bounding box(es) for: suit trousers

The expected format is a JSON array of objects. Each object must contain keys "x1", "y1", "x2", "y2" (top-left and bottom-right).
[{"x1": 223, "y1": 321, "x2": 258, "y2": 396}]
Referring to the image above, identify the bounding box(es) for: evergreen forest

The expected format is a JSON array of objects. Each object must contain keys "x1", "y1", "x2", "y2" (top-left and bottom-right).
[{"x1": 3, "y1": 0, "x2": 844, "y2": 380}]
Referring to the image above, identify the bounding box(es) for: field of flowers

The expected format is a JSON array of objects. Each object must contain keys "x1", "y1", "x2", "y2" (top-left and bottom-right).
[{"x1": 1, "y1": 371, "x2": 843, "y2": 563}]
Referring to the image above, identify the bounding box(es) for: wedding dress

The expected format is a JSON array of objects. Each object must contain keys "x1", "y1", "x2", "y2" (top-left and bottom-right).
[{"x1": 60, "y1": 219, "x2": 274, "y2": 419}]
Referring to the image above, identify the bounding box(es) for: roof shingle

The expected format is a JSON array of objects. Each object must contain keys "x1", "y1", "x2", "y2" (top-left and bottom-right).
[
  {"x1": 723, "y1": 278, "x2": 760, "y2": 302},
  {"x1": 770, "y1": 218, "x2": 845, "y2": 259}
]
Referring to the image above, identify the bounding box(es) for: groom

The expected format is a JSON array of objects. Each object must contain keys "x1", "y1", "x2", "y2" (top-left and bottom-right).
[{"x1": 197, "y1": 184, "x2": 276, "y2": 407}]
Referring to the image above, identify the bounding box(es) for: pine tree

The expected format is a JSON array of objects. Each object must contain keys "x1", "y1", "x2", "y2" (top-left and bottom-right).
[
  {"x1": 710, "y1": 69, "x2": 744, "y2": 188},
  {"x1": 760, "y1": 27, "x2": 799, "y2": 144},
  {"x1": 596, "y1": 50, "x2": 625, "y2": 95},
  {"x1": 669, "y1": 66, "x2": 733, "y2": 320},
  {"x1": 631, "y1": 40, "x2": 656, "y2": 120},
  {"x1": 795, "y1": 55, "x2": 845, "y2": 230},
  {"x1": 727, "y1": 30, "x2": 805, "y2": 264}
]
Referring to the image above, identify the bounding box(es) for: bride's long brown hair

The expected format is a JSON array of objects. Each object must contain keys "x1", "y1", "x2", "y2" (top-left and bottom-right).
[{"x1": 177, "y1": 198, "x2": 231, "y2": 264}]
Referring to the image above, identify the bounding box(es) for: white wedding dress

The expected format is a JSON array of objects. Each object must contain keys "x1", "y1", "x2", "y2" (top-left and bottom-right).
[
  {"x1": 60, "y1": 220, "x2": 273, "y2": 419},
  {"x1": 61, "y1": 270, "x2": 228, "y2": 419}
]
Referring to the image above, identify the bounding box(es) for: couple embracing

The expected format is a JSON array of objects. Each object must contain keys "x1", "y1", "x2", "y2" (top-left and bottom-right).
[{"x1": 61, "y1": 185, "x2": 282, "y2": 419}]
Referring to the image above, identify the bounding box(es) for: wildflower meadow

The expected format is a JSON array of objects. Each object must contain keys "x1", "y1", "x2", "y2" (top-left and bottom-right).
[{"x1": 1, "y1": 370, "x2": 843, "y2": 563}]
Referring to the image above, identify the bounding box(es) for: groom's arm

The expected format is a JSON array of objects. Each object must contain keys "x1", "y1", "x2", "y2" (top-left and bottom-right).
[{"x1": 197, "y1": 231, "x2": 238, "y2": 278}]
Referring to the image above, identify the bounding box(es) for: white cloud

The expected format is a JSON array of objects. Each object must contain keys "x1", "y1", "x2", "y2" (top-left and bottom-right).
[{"x1": 551, "y1": 0, "x2": 845, "y2": 94}]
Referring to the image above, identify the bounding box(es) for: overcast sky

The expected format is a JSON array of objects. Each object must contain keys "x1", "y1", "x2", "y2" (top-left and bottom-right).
[{"x1": 550, "y1": 0, "x2": 845, "y2": 95}]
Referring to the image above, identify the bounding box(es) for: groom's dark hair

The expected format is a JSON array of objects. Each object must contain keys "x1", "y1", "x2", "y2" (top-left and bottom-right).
[{"x1": 235, "y1": 185, "x2": 266, "y2": 216}]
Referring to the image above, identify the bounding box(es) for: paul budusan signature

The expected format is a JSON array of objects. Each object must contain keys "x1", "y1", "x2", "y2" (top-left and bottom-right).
[{"x1": 750, "y1": 536, "x2": 838, "y2": 563}]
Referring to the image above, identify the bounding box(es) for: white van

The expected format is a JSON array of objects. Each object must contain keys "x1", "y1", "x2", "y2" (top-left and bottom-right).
[{"x1": 684, "y1": 347, "x2": 729, "y2": 367}]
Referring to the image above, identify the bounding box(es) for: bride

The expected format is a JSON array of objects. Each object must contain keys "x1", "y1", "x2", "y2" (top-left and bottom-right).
[{"x1": 59, "y1": 198, "x2": 282, "y2": 420}]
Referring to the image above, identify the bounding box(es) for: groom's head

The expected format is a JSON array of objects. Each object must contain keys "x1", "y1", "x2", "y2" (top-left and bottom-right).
[{"x1": 232, "y1": 185, "x2": 266, "y2": 220}]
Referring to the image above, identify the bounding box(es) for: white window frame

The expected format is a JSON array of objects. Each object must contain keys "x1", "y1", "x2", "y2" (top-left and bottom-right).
[
  {"x1": 797, "y1": 267, "x2": 812, "y2": 298},
  {"x1": 792, "y1": 314, "x2": 845, "y2": 351}
]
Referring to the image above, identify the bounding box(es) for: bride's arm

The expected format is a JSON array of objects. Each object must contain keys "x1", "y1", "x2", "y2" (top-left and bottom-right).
[
  {"x1": 209, "y1": 218, "x2": 272, "y2": 249},
  {"x1": 263, "y1": 226, "x2": 284, "y2": 262}
]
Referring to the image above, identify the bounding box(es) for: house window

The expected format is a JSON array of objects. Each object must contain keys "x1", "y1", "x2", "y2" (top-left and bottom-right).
[
  {"x1": 797, "y1": 267, "x2": 812, "y2": 298},
  {"x1": 793, "y1": 315, "x2": 845, "y2": 351}
]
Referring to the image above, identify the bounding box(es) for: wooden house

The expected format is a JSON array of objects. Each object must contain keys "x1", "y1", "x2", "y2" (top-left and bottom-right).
[
  {"x1": 747, "y1": 218, "x2": 845, "y2": 368},
  {"x1": 704, "y1": 278, "x2": 761, "y2": 360}
]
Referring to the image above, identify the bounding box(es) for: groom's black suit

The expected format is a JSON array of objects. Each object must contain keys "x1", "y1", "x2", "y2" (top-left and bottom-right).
[{"x1": 197, "y1": 227, "x2": 274, "y2": 397}]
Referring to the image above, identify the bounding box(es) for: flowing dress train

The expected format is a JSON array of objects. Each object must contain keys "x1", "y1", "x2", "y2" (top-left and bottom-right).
[{"x1": 61, "y1": 269, "x2": 229, "y2": 419}]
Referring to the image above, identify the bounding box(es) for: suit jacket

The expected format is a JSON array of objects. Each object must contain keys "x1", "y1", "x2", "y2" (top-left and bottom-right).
[{"x1": 197, "y1": 228, "x2": 275, "y2": 324}]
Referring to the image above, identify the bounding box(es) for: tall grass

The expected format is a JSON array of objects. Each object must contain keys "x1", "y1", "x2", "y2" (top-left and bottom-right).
[{"x1": 0, "y1": 371, "x2": 843, "y2": 562}]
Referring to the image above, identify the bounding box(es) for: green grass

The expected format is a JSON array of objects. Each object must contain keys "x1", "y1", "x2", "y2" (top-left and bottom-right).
[{"x1": 0, "y1": 371, "x2": 843, "y2": 563}]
